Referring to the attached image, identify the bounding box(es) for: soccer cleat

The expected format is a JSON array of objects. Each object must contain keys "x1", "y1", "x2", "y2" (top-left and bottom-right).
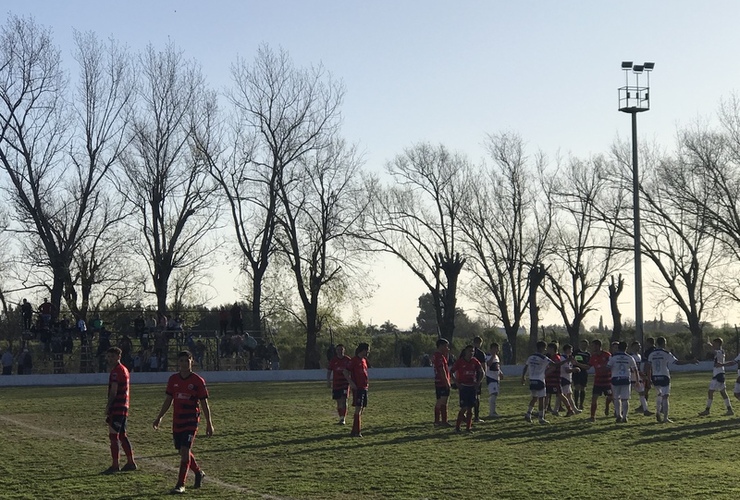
[
  {"x1": 698, "y1": 409, "x2": 710, "y2": 416},
  {"x1": 170, "y1": 485, "x2": 186, "y2": 494},
  {"x1": 194, "y1": 470, "x2": 205, "y2": 489},
  {"x1": 524, "y1": 413, "x2": 532, "y2": 423},
  {"x1": 634, "y1": 406, "x2": 645, "y2": 413},
  {"x1": 350, "y1": 432, "x2": 363, "y2": 437},
  {"x1": 121, "y1": 462, "x2": 138, "y2": 472},
  {"x1": 726, "y1": 408, "x2": 735, "y2": 416},
  {"x1": 573, "y1": 408, "x2": 583, "y2": 414},
  {"x1": 101, "y1": 466, "x2": 120, "y2": 475},
  {"x1": 455, "y1": 427, "x2": 462, "y2": 433},
  {"x1": 538, "y1": 418, "x2": 549, "y2": 425},
  {"x1": 604, "y1": 407, "x2": 610, "y2": 416},
  {"x1": 587, "y1": 417, "x2": 595, "y2": 422},
  {"x1": 486, "y1": 413, "x2": 500, "y2": 419},
  {"x1": 656, "y1": 414, "x2": 662, "y2": 423},
  {"x1": 438, "y1": 421, "x2": 452, "y2": 427},
  {"x1": 564, "y1": 411, "x2": 574, "y2": 417},
  {"x1": 663, "y1": 417, "x2": 674, "y2": 423},
  {"x1": 338, "y1": 418, "x2": 346, "y2": 425},
  {"x1": 615, "y1": 417, "x2": 622, "y2": 424},
  {"x1": 643, "y1": 410, "x2": 654, "y2": 416},
  {"x1": 473, "y1": 417, "x2": 484, "y2": 423}
]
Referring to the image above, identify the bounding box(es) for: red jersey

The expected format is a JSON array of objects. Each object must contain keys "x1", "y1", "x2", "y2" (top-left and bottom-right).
[
  {"x1": 546, "y1": 353, "x2": 561, "y2": 388},
  {"x1": 346, "y1": 356, "x2": 369, "y2": 390},
  {"x1": 451, "y1": 357, "x2": 482, "y2": 386},
  {"x1": 432, "y1": 351, "x2": 450, "y2": 388},
  {"x1": 590, "y1": 350, "x2": 612, "y2": 387},
  {"x1": 327, "y1": 355, "x2": 351, "y2": 390},
  {"x1": 108, "y1": 362, "x2": 130, "y2": 417},
  {"x1": 165, "y1": 372, "x2": 209, "y2": 433}
]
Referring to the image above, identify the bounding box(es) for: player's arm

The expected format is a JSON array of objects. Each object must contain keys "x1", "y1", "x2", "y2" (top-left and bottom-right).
[
  {"x1": 200, "y1": 397, "x2": 214, "y2": 437},
  {"x1": 342, "y1": 368, "x2": 355, "y2": 391},
  {"x1": 152, "y1": 394, "x2": 173, "y2": 430},
  {"x1": 106, "y1": 381, "x2": 118, "y2": 416},
  {"x1": 476, "y1": 363, "x2": 484, "y2": 388},
  {"x1": 521, "y1": 364, "x2": 528, "y2": 384},
  {"x1": 722, "y1": 360, "x2": 739, "y2": 368},
  {"x1": 326, "y1": 367, "x2": 332, "y2": 387}
]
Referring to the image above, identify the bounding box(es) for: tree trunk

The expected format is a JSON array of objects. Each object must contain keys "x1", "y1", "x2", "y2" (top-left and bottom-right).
[
  {"x1": 528, "y1": 264, "x2": 546, "y2": 354},
  {"x1": 304, "y1": 306, "x2": 321, "y2": 369}
]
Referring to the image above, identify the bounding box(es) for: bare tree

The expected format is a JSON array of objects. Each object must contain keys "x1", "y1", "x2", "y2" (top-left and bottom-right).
[
  {"x1": 608, "y1": 274, "x2": 624, "y2": 341},
  {"x1": 202, "y1": 44, "x2": 343, "y2": 336},
  {"x1": 275, "y1": 138, "x2": 365, "y2": 368},
  {"x1": 459, "y1": 132, "x2": 552, "y2": 362},
  {"x1": 119, "y1": 43, "x2": 219, "y2": 314},
  {"x1": 360, "y1": 143, "x2": 470, "y2": 343}
]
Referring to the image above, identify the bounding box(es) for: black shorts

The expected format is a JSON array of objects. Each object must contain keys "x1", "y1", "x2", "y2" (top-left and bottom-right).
[
  {"x1": 560, "y1": 377, "x2": 571, "y2": 387},
  {"x1": 546, "y1": 384, "x2": 561, "y2": 395},
  {"x1": 529, "y1": 380, "x2": 545, "y2": 391},
  {"x1": 107, "y1": 415, "x2": 128, "y2": 434},
  {"x1": 651, "y1": 375, "x2": 670, "y2": 387},
  {"x1": 592, "y1": 385, "x2": 612, "y2": 397},
  {"x1": 332, "y1": 388, "x2": 349, "y2": 400},
  {"x1": 459, "y1": 385, "x2": 477, "y2": 408},
  {"x1": 173, "y1": 430, "x2": 197, "y2": 450},
  {"x1": 572, "y1": 372, "x2": 588, "y2": 387},
  {"x1": 435, "y1": 386, "x2": 450, "y2": 399},
  {"x1": 352, "y1": 389, "x2": 368, "y2": 408}
]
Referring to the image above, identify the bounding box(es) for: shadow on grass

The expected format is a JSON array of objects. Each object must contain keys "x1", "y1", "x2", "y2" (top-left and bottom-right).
[{"x1": 632, "y1": 417, "x2": 740, "y2": 444}]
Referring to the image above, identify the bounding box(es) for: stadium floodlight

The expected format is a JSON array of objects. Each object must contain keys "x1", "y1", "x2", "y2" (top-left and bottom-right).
[
  {"x1": 632, "y1": 65, "x2": 644, "y2": 73},
  {"x1": 643, "y1": 62, "x2": 655, "y2": 70},
  {"x1": 621, "y1": 61, "x2": 633, "y2": 69}
]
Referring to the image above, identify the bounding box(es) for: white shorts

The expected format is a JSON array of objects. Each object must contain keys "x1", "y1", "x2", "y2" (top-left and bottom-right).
[
  {"x1": 734, "y1": 382, "x2": 740, "y2": 395},
  {"x1": 709, "y1": 379, "x2": 726, "y2": 392},
  {"x1": 612, "y1": 384, "x2": 631, "y2": 400},
  {"x1": 561, "y1": 384, "x2": 572, "y2": 396},
  {"x1": 632, "y1": 380, "x2": 645, "y2": 393},
  {"x1": 655, "y1": 384, "x2": 671, "y2": 397},
  {"x1": 530, "y1": 388, "x2": 546, "y2": 398},
  {"x1": 488, "y1": 381, "x2": 499, "y2": 395}
]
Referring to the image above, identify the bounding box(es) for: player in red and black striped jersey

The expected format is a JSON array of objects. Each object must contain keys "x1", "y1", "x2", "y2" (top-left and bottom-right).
[
  {"x1": 432, "y1": 338, "x2": 452, "y2": 427},
  {"x1": 326, "y1": 344, "x2": 352, "y2": 424},
  {"x1": 153, "y1": 351, "x2": 214, "y2": 495},
  {"x1": 103, "y1": 347, "x2": 137, "y2": 474},
  {"x1": 575, "y1": 339, "x2": 613, "y2": 422},
  {"x1": 450, "y1": 345, "x2": 484, "y2": 433},
  {"x1": 343, "y1": 343, "x2": 370, "y2": 437}
]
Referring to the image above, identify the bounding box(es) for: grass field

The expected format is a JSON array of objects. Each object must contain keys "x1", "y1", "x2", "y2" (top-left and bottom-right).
[{"x1": 0, "y1": 372, "x2": 738, "y2": 499}]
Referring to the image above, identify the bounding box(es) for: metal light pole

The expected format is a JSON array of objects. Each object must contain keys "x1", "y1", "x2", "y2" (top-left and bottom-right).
[{"x1": 618, "y1": 61, "x2": 654, "y2": 346}]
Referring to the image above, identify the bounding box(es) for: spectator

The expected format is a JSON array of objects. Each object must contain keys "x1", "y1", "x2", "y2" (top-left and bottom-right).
[
  {"x1": 267, "y1": 343, "x2": 280, "y2": 370},
  {"x1": 2, "y1": 348, "x2": 14, "y2": 375},
  {"x1": 38, "y1": 298, "x2": 54, "y2": 327},
  {"x1": 230, "y1": 303, "x2": 243, "y2": 335},
  {"x1": 149, "y1": 349, "x2": 160, "y2": 372},
  {"x1": 133, "y1": 350, "x2": 143, "y2": 373},
  {"x1": 502, "y1": 340, "x2": 513, "y2": 365},
  {"x1": 91, "y1": 314, "x2": 104, "y2": 333},
  {"x1": 218, "y1": 306, "x2": 229, "y2": 336},
  {"x1": 20, "y1": 299, "x2": 33, "y2": 330},
  {"x1": 77, "y1": 317, "x2": 88, "y2": 344},
  {"x1": 18, "y1": 348, "x2": 32, "y2": 375},
  {"x1": 194, "y1": 340, "x2": 206, "y2": 369},
  {"x1": 118, "y1": 333, "x2": 134, "y2": 370}
]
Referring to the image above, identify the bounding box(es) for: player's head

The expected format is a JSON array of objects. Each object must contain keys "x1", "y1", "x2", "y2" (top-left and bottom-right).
[
  {"x1": 490, "y1": 342, "x2": 499, "y2": 354},
  {"x1": 461, "y1": 345, "x2": 474, "y2": 360},
  {"x1": 436, "y1": 338, "x2": 450, "y2": 354},
  {"x1": 656, "y1": 337, "x2": 667, "y2": 348},
  {"x1": 646, "y1": 337, "x2": 655, "y2": 347},
  {"x1": 579, "y1": 339, "x2": 589, "y2": 350},
  {"x1": 472, "y1": 336, "x2": 483, "y2": 347},
  {"x1": 335, "y1": 344, "x2": 345, "y2": 356},
  {"x1": 610, "y1": 341, "x2": 619, "y2": 353},
  {"x1": 536, "y1": 341, "x2": 547, "y2": 353},
  {"x1": 177, "y1": 350, "x2": 193, "y2": 372},
  {"x1": 713, "y1": 337, "x2": 723, "y2": 348},
  {"x1": 562, "y1": 344, "x2": 573, "y2": 355},
  {"x1": 591, "y1": 339, "x2": 602, "y2": 352},
  {"x1": 355, "y1": 343, "x2": 370, "y2": 357},
  {"x1": 630, "y1": 341, "x2": 641, "y2": 353},
  {"x1": 546, "y1": 342, "x2": 558, "y2": 355},
  {"x1": 617, "y1": 341, "x2": 627, "y2": 352},
  {"x1": 105, "y1": 346, "x2": 122, "y2": 365}
]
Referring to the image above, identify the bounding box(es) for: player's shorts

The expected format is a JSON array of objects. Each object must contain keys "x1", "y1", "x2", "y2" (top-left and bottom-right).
[
  {"x1": 651, "y1": 376, "x2": 671, "y2": 396},
  {"x1": 546, "y1": 384, "x2": 561, "y2": 395},
  {"x1": 352, "y1": 389, "x2": 368, "y2": 408},
  {"x1": 561, "y1": 383, "x2": 572, "y2": 396},
  {"x1": 487, "y1": 381, "x2": 499, "y2": 395},
  {"x1": 173, "y1": 430, "x2": 197, "y2": 450},
  {"x1": 529, "y1": 380, "x2": 545, "y2": 398},
  {"x1": 709, "y1": 374, "x2": 726, "y2": 392},
  {"x1": 332, "y1": 388, "x2": 349, "y2": 400},
  {"x1": 459, "y1": 385, "x2": 477, "y2": 408},
  {"x1": 435, "y1": 386, "x2": 451, "y2": 399},
  {"x1": 612, "y1": 384, "x2": 631, "y2": 400},
  {"x1": 632, "y1": 380, "x2": 645, "y2": 393},
  {"x1": 734, "y1": 376, "x2": 740, "y2": 394},
  {"x1": 572, "y1": 372, "x2": 588, "y2": 388},
  {"x1": 592, "y1": 385, "x2": 612, "y2": 397},
  {"x1": 106, "y1": 415, "x2": 128, "y2": 434}
]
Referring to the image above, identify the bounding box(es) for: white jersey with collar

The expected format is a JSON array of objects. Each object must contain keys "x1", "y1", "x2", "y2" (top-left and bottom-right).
[
  {"x1": 526, "y1": 353, "x2": 551, "y2": 383},
  {"x1": 713, "y1": 348, "x2": 726, "y2": 377},
  {"x1": 648, "y1": 348, "x2": 677, "y2": 378}
]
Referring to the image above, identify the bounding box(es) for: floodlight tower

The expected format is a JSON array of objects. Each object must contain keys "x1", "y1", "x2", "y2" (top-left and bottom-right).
[{"x1": 618, "y1": 61, "x2": 654, "y2": 346}]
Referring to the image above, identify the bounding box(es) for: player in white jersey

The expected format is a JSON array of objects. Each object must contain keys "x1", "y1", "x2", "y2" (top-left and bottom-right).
[
  {"x1": 607, "y1": 341, "x2": 639, "y2": 423},
  {"x1": 522, "y1": 341, "x2": 553, "y2": 425},
  {"x1": 628, "y1": 341, "x2": 652, "y2": 416},
  {"x1": 646, "y1": 336, "x2": 698, "y2": 423},
  {"x1": 485, "y1": 342, "x2": 503, "y2": 418},
  {"x1": 559, "y1": 344, "x2": 581, "y2": 416},
  {"x1": 698, "y1": 338, "x2": 734, "y2": 416}
]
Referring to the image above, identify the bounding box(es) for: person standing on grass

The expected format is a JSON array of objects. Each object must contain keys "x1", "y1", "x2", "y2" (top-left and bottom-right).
[
  {"x1": 450, "y1": 345, "x2": 484, "y2": 433},
  {"x1": 432, "y1": 338, "x2": 452, "y2": 427},
  {"x1": 472, "y1": 336, "x2": 487, "y2": 423},
  {"x1": 485, "y1": 342, "x2": 503, "y2": 418},
  {"x1": 642, "y1": 337, "x2": 656, "y2": 410},
  {"x1": 572, "y1": 339, "x2": 591, "y2": 411},
  {"x1": 343, "y1": 343, "x2": 370, "y2": 438},
  {"x1": 522, "y1": 341, "x2": 553, "y2": 425},
  {"x1": 103, "y1": 347, "x2": 137, "y2": 474},
  {"x1": 544, "y1": 342, "x2": 562, "y2": 416},
  {"x1": 646, "y1": 336, "x2": 698, "y2": 423},
  {"x1": 327, "y1": 344, "x2": 352, "y2": 425},
  {"x1": 698, "y1": 338, "x2": 734, "y2": 417},
  {"x1": 574, "y1": 339, "x2": 612, "y2": 423},
  {"x1": 558, "y1": 344, "x2": 581, "y2": 417},
  {"x1": 153, "y1": 350, "x2": 214, "y2": 495},
  {"x1": 607, "y1": 341, "x2": 639, "y2": 424},
  {"x1": 628, "y1": 341, "x2": 652, "y2": 416}
]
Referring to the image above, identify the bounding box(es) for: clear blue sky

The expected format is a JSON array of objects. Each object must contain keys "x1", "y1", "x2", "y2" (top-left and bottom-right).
[{"x1": 5, "y1": 1, "x2": 740, "y2": 329}]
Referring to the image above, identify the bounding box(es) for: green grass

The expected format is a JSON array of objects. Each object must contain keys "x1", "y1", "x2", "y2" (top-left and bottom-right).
[{"x1": 0, "y1": 373, "x2": 738, "y2": 499}]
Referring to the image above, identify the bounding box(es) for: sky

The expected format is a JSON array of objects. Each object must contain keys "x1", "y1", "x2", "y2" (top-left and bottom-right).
[{"x1": 5, "y1": 1, "x2": 740, "y2": 330}]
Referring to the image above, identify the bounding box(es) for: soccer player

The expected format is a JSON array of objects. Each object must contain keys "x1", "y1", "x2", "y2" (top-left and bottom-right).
[
  {"x1": 153, "y1": 351, "x2": 214, "y2": 495},
  {"x1": 432, "y1": 338, "x2": 452, "y2": 427},
  {"x1": 642, "y1": 337, "x2": 656, "y2": 407},
  {"x1": 559, "y1": 344, "x2": 581, "y2": 417},
  {"x1": 607, "y1": 341, "x2": 639, "y2": 423},
  {"x1": 103, "y1": 347, "x2": 137, "y2": 474},
  {"x1": 485, "y1": 342, "x2": 503, "y2": 418},
  {"x1": 522, "y1": 341, "x2": 554, "y2": 425},
  {"x1": 343, "y1": 343, "x2": 370, "y2": 437},
  {"x1": 575, "y1": 339, "x2": 612, "y2": 422},
  {"x1": 450, "y1": 345, "x2": 484, "y2": 432},
  {"x1": 545, "y1": 342, "x2": 562, "y2": 416},
  {"x1": 698, "y1": 338, "x2": 734, "y2": 416},
  {"x1": 572, "y1": 339, "x2": 591, "y2": 411},
  {"x1": 646, "y1": 336, "x2": 697, "y2": 423},
  {"x1": 472, "y1": 336, "x2": 487, "y2": 422},
  {"x1": 628, "y1": 341, "x2": 652, "y2": 416},
  {"x1": 326, "y1": 344, "x2": 352, "y2": 425}
]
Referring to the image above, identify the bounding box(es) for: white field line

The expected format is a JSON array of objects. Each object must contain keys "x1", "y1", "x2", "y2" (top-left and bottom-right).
[{"x1": 0, "y1": 415, "x2": 291, "y2": 500}]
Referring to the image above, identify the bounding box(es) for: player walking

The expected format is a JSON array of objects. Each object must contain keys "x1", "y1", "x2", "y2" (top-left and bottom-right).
[
  {"x1": 646, "y1": 337, "x2": 697, "y2": 423},
  {"x1": 327, "y1": 344, "x2": 352, "y2": 425},
  {"x1": 698, "y1": 338, "x2": 734, "y2": 416},
  {"x1": 607, "y1": 341, "x2": 639, "y2": 423},
  {"x1": 103, "y1": 347, "x2": 137, "y2": 474},
  {"x1": 485, "y1": 342, "x2": 503, "y2": 418},
  {"x1": 432, "y1": 338, "x2": 452, "y2": 427},
  {"x1": 343, "y1": 343, "x2": 370, "y2": 437},
  {"x1": 450, "y1": 345, "x2": 484, "y2": 432}
]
